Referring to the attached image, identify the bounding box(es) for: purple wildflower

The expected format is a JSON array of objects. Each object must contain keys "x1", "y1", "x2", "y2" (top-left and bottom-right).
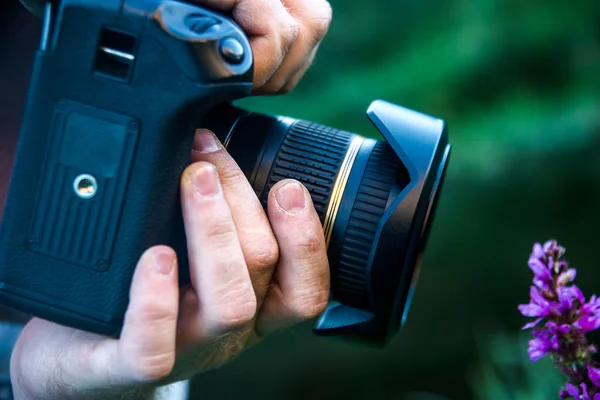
[
  {"x1": 559, "y1": 383, "x2": 600, "y2": 400},
  {"x1": 518, "y1": 286, "x2": 552, "y2": 325},
  {"x1": 519, "y1": 240, "x2": 600, "y2": 399},
  {"x1": 528, "y1": 326, "x2": 559, "y2": 361},
  {"x1": 589, "y1": 366, "x2": 600, "y2": 388}
]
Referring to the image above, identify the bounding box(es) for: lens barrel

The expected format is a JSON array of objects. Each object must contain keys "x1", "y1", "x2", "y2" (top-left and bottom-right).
[{"x1": 203, "y1": 100, "x2": 450, "y2": 346}]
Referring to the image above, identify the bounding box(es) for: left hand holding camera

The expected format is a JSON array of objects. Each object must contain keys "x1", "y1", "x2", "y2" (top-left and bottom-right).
[
  {"x1": 10, "y1": 130, "x2": 331, "y2": 399},
  {"x1": 8, "y1": 1, "x2": 333, "y2": 398}
]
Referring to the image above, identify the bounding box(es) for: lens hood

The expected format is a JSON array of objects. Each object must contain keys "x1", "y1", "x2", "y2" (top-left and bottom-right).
[{"x1": 311, "y1": 100, "x2": 451, "y2": 345}]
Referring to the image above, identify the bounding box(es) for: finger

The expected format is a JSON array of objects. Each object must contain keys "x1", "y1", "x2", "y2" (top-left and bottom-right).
[
  {"x1": 258, "y1": 0, "x2": 332, "y2": 94},
  {"x1": 255, "y1": 180, "x2": 330, "y2": 337},
  {"x1": 178, "y1": 161, "x2": 257, "y2": 341},
  {"x1": 118, "y1": 246, "x2": 180, "y2": 382},
  {"x1": 191, "y1": 129, "x2": 279, "y2": 308},
  {"x1": 14, "y1": 247, "x2": 182, "y2": 395},
  {"x1": 194, "y1": 0, "x2": 299, "y2": 90}
]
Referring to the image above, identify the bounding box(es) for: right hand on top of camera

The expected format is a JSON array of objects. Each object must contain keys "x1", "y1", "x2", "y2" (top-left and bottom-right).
[
  {"x1": 196, "y1": 0, "x2": 332, "y2": 94},
  {"x1": 19, "y1": 0, "x2": 332, "y2": 95},
  {"x1": 10, "y1": 130, "x2": 330, "y2": 399}
]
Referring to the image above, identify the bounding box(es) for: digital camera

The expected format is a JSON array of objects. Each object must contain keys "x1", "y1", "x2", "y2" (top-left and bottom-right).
[{"x1": 0, "y1": 0, "x2": 451, "y2": 346}]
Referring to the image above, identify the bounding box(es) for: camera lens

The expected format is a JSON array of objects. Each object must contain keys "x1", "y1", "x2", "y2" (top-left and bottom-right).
[{"x1": 203, "y1": 101, "x2": 450, "y2": 346}]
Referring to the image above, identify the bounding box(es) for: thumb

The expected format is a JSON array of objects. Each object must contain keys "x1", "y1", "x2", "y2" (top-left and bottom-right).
[
  {"x1": 118, "y1": 245, "x2": 180, "y2": 383},
  {"x1": 10, "y1": 246, "x2": 180, "y2": 398}
]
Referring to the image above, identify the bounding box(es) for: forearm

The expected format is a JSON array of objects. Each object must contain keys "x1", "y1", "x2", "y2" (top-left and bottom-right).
[
  {"x1": 11, "y1": 380, "x2": 157, "y2": 400},
  {"x1": 11, "y1": 370, "x2": 189, "y2": 400}
]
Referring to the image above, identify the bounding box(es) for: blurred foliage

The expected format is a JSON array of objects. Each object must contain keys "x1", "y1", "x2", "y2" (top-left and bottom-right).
[
  {"x1": 469, "y1": 330, "x2": 564, "y2": 400},
  {"x1": 196, "y1": 0, "x2": 600, "y2": 399},
  {"x1": 240, "y1": 0, "x2": 600, "y2": 178}
]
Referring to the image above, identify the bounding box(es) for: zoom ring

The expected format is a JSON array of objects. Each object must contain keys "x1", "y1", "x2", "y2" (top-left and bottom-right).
[
  {"x1": 335, "y1": 142, "x2": 401, "y2": 309},
  {"x1": 261, "y1": 120, "x2": 353, "y2": 222}
]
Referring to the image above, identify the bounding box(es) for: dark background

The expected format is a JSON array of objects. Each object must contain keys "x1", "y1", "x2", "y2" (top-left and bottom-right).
[
  {"x1": 1, "y1": 0, "x2": 600, "y2": 399},
  {"x1": 198, "y1": 0, "x2": 600, "y2": 399}
]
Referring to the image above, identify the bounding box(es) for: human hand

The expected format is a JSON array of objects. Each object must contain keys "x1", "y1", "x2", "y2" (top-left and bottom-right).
[
  {"x1": 196, "y1": 0, "x2": 332, "y2": 94},
  {"x1": 19, "y1": 0, "x2": 331, "y2": 94},
  {"x1": 10, "y1": 129, "x2": 330, "y2": 399}
]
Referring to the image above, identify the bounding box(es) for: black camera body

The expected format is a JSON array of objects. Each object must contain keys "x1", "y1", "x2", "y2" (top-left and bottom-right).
[
  {"x1": 0, "y1": 0, "x2": 451, "y2": 346},
  {"x1": 0, "y1": 0, "x2": 254, "y2": 334}
]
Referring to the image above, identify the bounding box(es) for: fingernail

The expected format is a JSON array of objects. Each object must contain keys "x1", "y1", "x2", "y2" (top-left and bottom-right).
[
  {"x1": 152, "y1": 250, "x2": 175, "y2": 277},
  {"x1": 275, "y1": 181, "x2": 307, "y2": 214},
  {"x1": 192, "y1": 129, "x2": 222, "y2": 153},
  {"x1": 192, "y1": 164, "x2": 221, "y2": 197}
]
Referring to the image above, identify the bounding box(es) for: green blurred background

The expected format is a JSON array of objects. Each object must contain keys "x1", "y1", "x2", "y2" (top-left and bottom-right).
[{"x1": 192, "y1": 0, "x2": 600, "y2": 398}]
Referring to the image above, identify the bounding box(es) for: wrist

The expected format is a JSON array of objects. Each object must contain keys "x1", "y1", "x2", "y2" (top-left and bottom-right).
[
  {"x1": 11, "y1": 371, "x2": 189, "y2": 400},
  {"x1": 10, "y1": 366, "x2": 158, "y2": 400},
  {"x1": 10, "y1": 380, "x2": 157, "y2": 400}
]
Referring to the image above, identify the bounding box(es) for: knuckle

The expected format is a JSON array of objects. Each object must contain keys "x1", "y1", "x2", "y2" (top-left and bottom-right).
[
  {"x1": 287, "y1": 290, "x2": 329, "y2": 320},
  {"x1": 126, "y1": 304, "x2": 177, "y2": 329},
  {"x1": 245, "y1": 236, "x2": 279, "y2": 272},
  {"x1": 130, "y1": 354, "x2": 175, "y2": 382},
  {"x1": 307, "y1": 1, "x2": 332, "y2": 40},
  {"x1": 204, "y1": 218, "x2": 235, "y2": 245},
  {"x1": 280, "y1": 16, "x2": 299, "y2": 50},
  {"x1": 297, "y1": 228, "x2": 325, "y2": 256},
  {"x1": 214, "y1": 159, "x2": 244, "y2": 187},
  {"x1": 210, "y1": 284, "x2": 258, "y2": 330}
]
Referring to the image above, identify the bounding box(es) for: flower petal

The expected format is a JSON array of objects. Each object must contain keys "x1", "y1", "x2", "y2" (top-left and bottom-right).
[
  {"x1": 557, "y1": 269, "x2": 577, "y2": 286},
  {"x1": 543, "y1": 240, "x2": 566, "y2": 258},
  {"x1": 530, "y1": 286, "x2": 547, "y2": 305},
  {"x1": 522, "y1": 317, "x2": 543, "y2": 330},
  {"x1": 543, "y1": 240, "x2": 556, "y2": 253},
  {"x1": 588, "y1": 365, "x2": 600, "y2": 388},
  {"x1": 557, "y1": 324, "x2": 571, "y2": 334},
  {"x1": 527, "y1": 347, "x2": 547, "y2": 362},
  {"x1": 533, "y1": 276, "x2": 550, "y2": 290},
  {"x1": 527, "y1": 337, "x2": 552, "y2": 362},
  {"x1": 557, "y1": 285, "x2": 585, "y2": 313},
  {"x1": 572, "y1": 285, "x2": 585, "y2": 303},
  {"x1": 566, "y1": 382, "x2": 580, "y2": 397},
  {"x1": 582, "y1": 295, "x2": 600, "y2": 315},
  {"x1": 532, "y1": 243, "x2": 544, "y2": 258},
  {"x1": 575, "y1": 315, "x2": 600, "y2": 332},
  {"x1": 528, "y1": 258, "x2": 552, "y2": 281},
  {"x1": 518, "y1": 303, "x2": 548, "y2": 318}
]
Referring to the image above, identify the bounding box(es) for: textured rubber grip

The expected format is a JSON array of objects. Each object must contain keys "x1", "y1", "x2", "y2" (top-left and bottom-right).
[
  {"x1": 260, "y1": 120, "x2": 353, "y2": 221},
  {"x1": 335, "y1": 142, "x2": 401, "y2": 308}
]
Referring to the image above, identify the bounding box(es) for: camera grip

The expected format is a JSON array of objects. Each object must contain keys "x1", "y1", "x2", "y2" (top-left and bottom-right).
[
  {"x1": 0, "y1": 0, "x2": 253, "y2": 336},
  {"x1": 0, "y1": 68, "x2": 191, "y2": 336}
]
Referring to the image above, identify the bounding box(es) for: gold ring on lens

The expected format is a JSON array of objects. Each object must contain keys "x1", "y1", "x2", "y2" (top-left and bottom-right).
[{"x1": 323, "y1": 135, "x2": 365, "y2": 248}]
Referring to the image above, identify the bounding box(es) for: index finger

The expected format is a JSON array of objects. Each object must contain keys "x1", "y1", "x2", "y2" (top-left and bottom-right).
[{"x1": 191, "y1": 129, "x2": 279, "y2": 309}]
